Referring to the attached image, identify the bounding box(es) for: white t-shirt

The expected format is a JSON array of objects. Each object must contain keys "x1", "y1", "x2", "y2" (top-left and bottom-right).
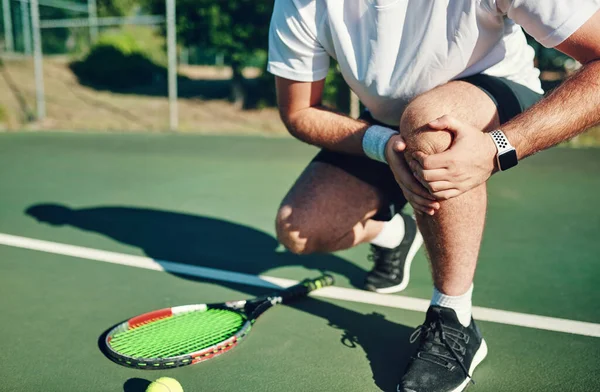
[{"x1": 267, "y1": 0, "x2": 600, "y2": 125}]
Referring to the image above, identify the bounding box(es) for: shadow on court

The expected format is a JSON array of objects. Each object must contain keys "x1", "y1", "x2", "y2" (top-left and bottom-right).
[
  {"x1": 27, "y1": 203, "x2": 415, "y2": 391},
  {"x1": 25, "y1": 203, "x2": 368, "y2": 287}
]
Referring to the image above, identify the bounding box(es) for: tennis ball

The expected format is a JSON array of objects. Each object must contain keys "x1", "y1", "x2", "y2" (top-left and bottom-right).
[{"x1": 146, "y1": 377, "x2": 183, "y2": 392}]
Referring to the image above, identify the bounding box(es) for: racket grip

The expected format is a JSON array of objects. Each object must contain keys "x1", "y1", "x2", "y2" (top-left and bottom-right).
[
  {"x1": 281, "y1": 274, "x2": 334, "y2": 302},
  {"x1": 305, "y1": 274, "x2": 335, "y2": 291}
]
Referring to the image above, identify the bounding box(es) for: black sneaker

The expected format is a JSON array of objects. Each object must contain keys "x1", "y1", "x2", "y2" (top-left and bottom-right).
[
  {"x1": 398, "y1": 306, "x2": 488, "y2": 392},
  {"x1": 364, "y1": 213, "x2": 422, "y2": 293}
]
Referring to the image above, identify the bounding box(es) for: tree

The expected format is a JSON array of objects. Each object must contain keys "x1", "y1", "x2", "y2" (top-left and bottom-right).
[
  {"x1": 35, "y1": 0, "x2": 136, "y2": 54},
  {"x1": 142, "y1": 0, "x2": 274, "y2": 107},
  {"x1": 97, "y1": 0, "x2": 138, "y2": 17}
]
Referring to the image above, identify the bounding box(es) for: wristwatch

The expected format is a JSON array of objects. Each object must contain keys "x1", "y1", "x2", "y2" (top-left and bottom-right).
[{"x1": 489, "y1": 130, "x2": 518, "y2": 171}]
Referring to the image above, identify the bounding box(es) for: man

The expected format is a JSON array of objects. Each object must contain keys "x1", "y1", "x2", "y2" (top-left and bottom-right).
[{"x1": 267, "y1": 1, "x2": 600, "y2": 391}]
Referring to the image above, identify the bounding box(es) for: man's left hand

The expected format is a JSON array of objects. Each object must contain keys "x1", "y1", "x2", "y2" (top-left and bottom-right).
[{"x1": 409, "y1": 115, "x2": 498, "y2": 200}]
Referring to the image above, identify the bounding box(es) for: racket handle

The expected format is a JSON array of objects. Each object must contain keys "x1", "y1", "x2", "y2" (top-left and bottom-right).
[
  {"x1": 281, "y1": 274, "x2": 334, "y2": 302},
  {"x1": 249, "y1": 275, "x2": 335, "y2": 319}
]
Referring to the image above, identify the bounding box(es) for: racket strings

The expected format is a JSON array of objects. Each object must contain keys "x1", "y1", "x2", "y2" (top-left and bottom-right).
[
  {"x1": 124, "y1": 311, "x2": 242, "y2": 358},
  {"x1": 109, "y1": 309, "x2": 245, "y2": 358},
  {"x1": 111, "y1": 310, "x2": 243, "y2": 358},
  {"x1": 139, "y1": 315, "x2": 242, "y2": 358}
]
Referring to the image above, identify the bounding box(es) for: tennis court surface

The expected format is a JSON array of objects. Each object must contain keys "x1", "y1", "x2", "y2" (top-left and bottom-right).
[{"x1": 0, "y1": 132, "x2": 599, "y2": 392}]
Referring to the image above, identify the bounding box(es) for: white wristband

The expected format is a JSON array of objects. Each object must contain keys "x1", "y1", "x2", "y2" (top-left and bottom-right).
[{"x1": 362, "y1": 125, "x2": 398, "y2": 163}]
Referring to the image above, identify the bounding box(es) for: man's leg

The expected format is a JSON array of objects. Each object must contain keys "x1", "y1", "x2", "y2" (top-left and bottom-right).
[
  {"x1": 397, "y1": 80, "x2": 499, "y2": 392},
  {"x1": 400, "y1": 82, "x2": 499, "y2": 296},
  {"x1": 276, "y1": 154, "x2": 422, "y2": 293},
  {"x1": 401, "y1": 80, "x2": 499, "y2": 301},
  {"x1": 276, "y1": 161, "x2": 388, "y2": 255}
]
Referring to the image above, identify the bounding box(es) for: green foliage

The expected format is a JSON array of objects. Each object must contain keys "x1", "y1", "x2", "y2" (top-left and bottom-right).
[
  {"x1": 141, "y1": 0, "x2": 273, "y2": 69},
  {"x1": 97, "y1": 0, "x2": 138, "y2": 17},
  {"x1": 39, "y1": 4, "x2": 71, "y2": 54},
  {"x1": 0, "y1": 6, "x2": 6, "y2": 47},
  {"x1": 70, "y1": 27, "x2": 166, "y2": 90},
  {"x1": 526, "y1": 35, "x2": 572, "y2": 72},
  {"x1": 33, "y1": 0, "x2": 136, "y2": 55},
  {"x1": 323, "y1": 63, "x2": 350, "y2": 113},
  {"x1": 97, "y1": 26, "x2": 167, "y2": 65},
  {"x1": 140, "y1": 0, "x2": 274, "y2": 106},
  {"x1": 252, "y1": 66, "x2": 277, "y2": 109}
]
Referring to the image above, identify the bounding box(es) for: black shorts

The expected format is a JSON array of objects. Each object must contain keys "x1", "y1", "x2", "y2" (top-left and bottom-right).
[{"x1": 311, "y1": 74, "x2": 543, "y2": 218}]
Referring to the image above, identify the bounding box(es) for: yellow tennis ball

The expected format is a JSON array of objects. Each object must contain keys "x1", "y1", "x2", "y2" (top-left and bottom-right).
[{"x1": 146, "y1": 377, "x2": 183, "y2": 392}]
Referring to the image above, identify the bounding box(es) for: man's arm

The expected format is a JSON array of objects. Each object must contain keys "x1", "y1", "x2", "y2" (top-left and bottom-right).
[
  {"x1": 504, "y1": 11, "x2": 600, "y2": 158},
  {"x1": 276, "y1": 75, "x2": 440, "y2": 214},
  {"x1": 275, "y1": 76, "x2": 369, "y2": 155},
  {"x1": 410, "y1": 10, "x2": 600, "y2": 200}
]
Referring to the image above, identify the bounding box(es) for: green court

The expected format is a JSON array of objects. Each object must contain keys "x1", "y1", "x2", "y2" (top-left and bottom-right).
[{"x1": 0, "y1": 132, "x2": 599, "y2": 392}]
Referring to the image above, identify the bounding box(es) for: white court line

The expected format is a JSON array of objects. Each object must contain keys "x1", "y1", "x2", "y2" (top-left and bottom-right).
[{"x1": 0, "y1": 232, "x2": 599, "y2": 338}]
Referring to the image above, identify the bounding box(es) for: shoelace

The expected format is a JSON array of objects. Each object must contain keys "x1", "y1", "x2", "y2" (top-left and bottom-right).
[
  {"x1": 368, "y1": 245, "x2": 402, "y2": 272},
  {"x1": 409, "y1": 319, "x2": 475, "y2": 385}
]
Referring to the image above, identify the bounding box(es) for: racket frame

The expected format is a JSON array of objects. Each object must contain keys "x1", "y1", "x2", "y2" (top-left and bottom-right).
[{"x1": 103, "y1": 275, "x2": 333, "y2": 369}]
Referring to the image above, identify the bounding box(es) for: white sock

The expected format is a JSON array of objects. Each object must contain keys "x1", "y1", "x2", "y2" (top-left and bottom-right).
[
  {"x1": 431, "y1": 284, "x2": 473, "y2": 327},
  {"x1": 370, "y1": 213, "x2": 405, "y2": 248}
]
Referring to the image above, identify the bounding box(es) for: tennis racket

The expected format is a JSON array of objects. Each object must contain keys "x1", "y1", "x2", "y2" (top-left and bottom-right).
[{"x1": 103, "y1": 275, "x2": 334, "y2": 369}]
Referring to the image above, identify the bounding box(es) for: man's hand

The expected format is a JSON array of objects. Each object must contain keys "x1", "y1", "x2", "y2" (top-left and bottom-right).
[
  {"x1": 386, "y1": 134, "x2": 440, "y2": 215},
  {"x1": 409, "y1": 115, "x2": 497, "y2": 200}
]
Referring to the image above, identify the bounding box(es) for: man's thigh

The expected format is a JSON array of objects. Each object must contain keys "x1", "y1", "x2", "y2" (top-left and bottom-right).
[{"x1": 277, "y1": 160, "x2": 386, "y2": 238}]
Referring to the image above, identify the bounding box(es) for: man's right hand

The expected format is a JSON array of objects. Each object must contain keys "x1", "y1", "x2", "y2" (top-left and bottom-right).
[{"x1": 385, "y1": 135, "x2": 440, "y2": 216}]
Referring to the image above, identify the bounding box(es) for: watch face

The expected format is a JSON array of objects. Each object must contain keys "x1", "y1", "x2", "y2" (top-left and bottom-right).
[{"x1": 499, "y1": 149, "x2": 518, "y2": 171}]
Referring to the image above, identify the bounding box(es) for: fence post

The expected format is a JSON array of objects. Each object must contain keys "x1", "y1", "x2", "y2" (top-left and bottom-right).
[
  {"x1": 166, "y1": 0, "x2": 178, "y2": 131},
  {"x1": 87, "y1": 0, "x2": 98, "y2": 42},
  {"x1": 30, "y1": 0, "x2": 45, "y2": 120},
  {"x1": 21, "y1": 0, "x2": 32, "y2": 54},
  {"x1": 2, "y1": 0, "x2": 14, "y2": 52}
]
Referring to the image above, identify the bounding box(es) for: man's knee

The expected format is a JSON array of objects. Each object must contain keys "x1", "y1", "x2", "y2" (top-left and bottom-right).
[
  {"x1": 275, "y1": 204, "x2": 330, "y2": 255},
  {"x1": 400, "y1": 94, "x2": 454, "y2": 158},
  {"x1": 399, "y1": 81, "x2": 499, "y2": 159}
]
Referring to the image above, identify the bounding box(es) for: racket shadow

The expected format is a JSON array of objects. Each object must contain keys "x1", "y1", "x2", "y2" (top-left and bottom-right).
[
  {"x1": 291, "y1": 297, "x2": 415, "y2": 392},
  {"x1": 27, "y1": 203, "x2": 417, "y2": 391}
]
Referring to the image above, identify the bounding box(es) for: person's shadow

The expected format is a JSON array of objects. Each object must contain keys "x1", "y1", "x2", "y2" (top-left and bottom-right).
[{"x1": 27, "y1": 203, "x2": 415, "y2": 391}]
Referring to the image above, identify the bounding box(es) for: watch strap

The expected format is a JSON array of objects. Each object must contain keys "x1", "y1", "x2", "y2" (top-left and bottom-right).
[
  {"x1": 489, "y1": 129, "x2": 518, "y2": 171},
  {"x1": 489, "y1": 129, "x2": 514, "y2": 155}
]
